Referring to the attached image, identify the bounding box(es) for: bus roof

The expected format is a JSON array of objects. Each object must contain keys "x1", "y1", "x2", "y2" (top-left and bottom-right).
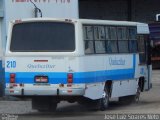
[
  {"x1": 11, "y1": 18, "x2": 149, "y2": 35},
  {"x1": 12, "y1": 18, "x2": 147, "y2": 26}
]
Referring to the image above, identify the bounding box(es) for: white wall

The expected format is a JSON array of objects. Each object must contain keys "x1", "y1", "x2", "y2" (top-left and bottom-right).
[
  {"x1": 0, "y1": 0, "x2": 79, "y2": 55},
  {"x1": 0, "y1": 0, "x2": 3, "y2": 10},
  {"x1": 4, "y1": 0, "x2": 79, "y2": 32},
  {"x1": 0, "y1": 19, "x2": 2, "y2": 58},
  {"x1": 0, "y1": 1, "x2": 2, "y2": 58}
]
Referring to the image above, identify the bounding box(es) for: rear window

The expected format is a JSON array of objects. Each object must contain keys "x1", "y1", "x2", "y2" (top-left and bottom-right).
[{"x1": 10, "y1": 22, "x2": 75, "y2": 52}]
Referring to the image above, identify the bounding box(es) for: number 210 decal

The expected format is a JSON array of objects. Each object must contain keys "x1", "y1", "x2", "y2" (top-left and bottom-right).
[{"x1": 6, "y1": 61, "x2": 16, "y2": 68}]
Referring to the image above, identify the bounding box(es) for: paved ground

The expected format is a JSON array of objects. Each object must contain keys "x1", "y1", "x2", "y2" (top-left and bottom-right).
[{"x1": 0, "y1": 70, "x2": 160, "y2": 120}]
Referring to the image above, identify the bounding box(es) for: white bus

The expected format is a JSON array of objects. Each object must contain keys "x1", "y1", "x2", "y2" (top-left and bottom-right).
[{"x1": 5, "y1": 18, "x2": 152, "y2": 111}]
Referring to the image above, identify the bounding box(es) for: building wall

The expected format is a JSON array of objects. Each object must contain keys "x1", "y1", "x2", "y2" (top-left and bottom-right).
[
  {"x1": 0, "y1": 0, "x2": 3, "y2": 10},
  {"x1": 0, "y1": 0, "x2": 4, "y2": 57},
  {"x1": 0, "y1": 0, "x2": 3, "y2": 17},
  {"x1": 132, "y1": 0, "x2": 160, "y2": 22},
  {"x1": 79, "y1": 0, "x2": 160, "y2": 23},
  {"x1": 79, "y1": 0, "x2": 128, "y2": 21},
  {"x1": 1, "y1": 0, "x2": 79, "y2": 54}
]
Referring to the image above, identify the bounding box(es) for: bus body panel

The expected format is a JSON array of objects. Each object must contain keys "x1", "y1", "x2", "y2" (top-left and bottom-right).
[
  {"x1": 84, "y1": 83, "x2": 105, "y2": 100},
  {"x1": 5, "y1": 53, "x2": 141, "y2": 99},
  {"x1": 111, "y1": 80, "x2": 138, "y2": 98}
]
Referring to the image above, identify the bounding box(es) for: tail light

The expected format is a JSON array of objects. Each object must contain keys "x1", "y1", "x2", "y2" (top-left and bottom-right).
[
  {"x1": 10, "y1": 73, "x2": 16, "y2": 83},
  {"x1": 67, "y1": 73, "x2": 73, "y2": 83}
]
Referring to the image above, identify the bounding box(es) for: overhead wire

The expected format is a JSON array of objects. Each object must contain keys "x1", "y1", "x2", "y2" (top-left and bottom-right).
[{"x1": 30, "y1": 0, "x2": 43, "y2": 18}]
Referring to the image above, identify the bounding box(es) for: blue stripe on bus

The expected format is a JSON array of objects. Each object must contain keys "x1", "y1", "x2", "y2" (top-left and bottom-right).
[
  {"x1": 133, "y1": 54, "x2": 136, "y2": 78},
  {"x1": 5, "y1": 69, "x2": 135, "y2": 84},
  {"x1": 5, "y1": 55, "x2": 137, "y2": 84}
]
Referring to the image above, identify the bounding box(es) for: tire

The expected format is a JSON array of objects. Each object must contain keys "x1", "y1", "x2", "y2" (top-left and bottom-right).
[
  {"x1": 135, "y1": 86, "x2": 141, "y2": 103},
  {"x1": 0, "y1": 82, "x2": 4, "y2": 97},
  {"x1": 100, "y1": 86, "x2": 109, "y2": 111},
  {"x1": 79, "y1": 98, "x2": 99, "y2": 111},
  {"x1": 50, "y1": 102, "x2": 58, "y2": 112},
  {"x1": 38, "y1": 102, "x2": 57, "y2": 112},
  {"x1": 78, "y1": 86, "x2": 109, "y2": 111},
  {"x1": 0, "y1": 79, "x2": 4, "y2": 97},
  {"x1": 32, "y1": 97, "x2": 58, "y2": 112}
]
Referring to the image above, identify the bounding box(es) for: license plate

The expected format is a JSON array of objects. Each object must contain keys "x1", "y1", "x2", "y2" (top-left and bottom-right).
[{"x1": 35, "y1": 76, "x2": 48, "y2": 83}]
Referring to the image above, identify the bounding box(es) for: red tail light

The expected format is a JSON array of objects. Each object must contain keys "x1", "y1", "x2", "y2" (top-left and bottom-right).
[
  {"x1": 10, "y1": 73, "x2": 16, "y2": 83},
  {"x1": 67, "y1": 73, "x2": 73, "y2": 83}
]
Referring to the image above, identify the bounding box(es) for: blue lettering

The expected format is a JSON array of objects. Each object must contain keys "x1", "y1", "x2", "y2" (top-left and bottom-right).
[
  {"x1": 6, "y1": 61, "x2": 16, "y2": 68},
  {"x1": 27, "y1": 64, "x2": 55, "y2": 69},
  {"x1": 109, "y1": 57, "x2": 125, "y2": 66}
]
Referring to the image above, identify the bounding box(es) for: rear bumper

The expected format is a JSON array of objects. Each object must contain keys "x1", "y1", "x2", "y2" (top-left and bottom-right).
[{"x1": 5, "y1": 88, "x2": 85, "y2": 96}]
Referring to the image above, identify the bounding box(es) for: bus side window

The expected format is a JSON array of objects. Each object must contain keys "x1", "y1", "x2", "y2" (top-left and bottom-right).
[
  {"x1": 85, "y1": 41, "x2": 94, "y2": 54},
  {"x1": 106, "y1": 27, "x2": 118, "y2": 53},
  {"x1": 94, "y1": 26, "x2": 106, "y2": 54},
  {"x1": 129, "y1": 27, "x2": 137, "y2": 53},
  {"x1": 138, "y1": 35, "x2": 146, "y2": 64},
  {"x1": 83, "y1": 26, "x2": 94, "y2": 54},
  {"x1": 117, "y1": 27, "x2": 129, "y2": 53}
]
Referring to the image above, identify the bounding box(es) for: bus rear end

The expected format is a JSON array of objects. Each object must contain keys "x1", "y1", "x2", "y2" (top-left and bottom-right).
[{"x1": 5, "y1": 19, "x2": 85, "y2": 111}]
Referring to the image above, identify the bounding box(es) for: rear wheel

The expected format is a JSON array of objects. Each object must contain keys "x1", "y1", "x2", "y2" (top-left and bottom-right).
[
  {"x1": 32, "y1": 97, "x2": 58, "y2": 112},
  {"x1": 79, "y1": 86, "x2": 109, "y2": 111},
  {"x1": 100, "y1": 86, "x2": 109, "y2": 111},
  {"x1": 135, "y1": 86, "x2": 141, "y2": 102},
  {"x1": 38, "y1": 102, "x2": 57, "y2": 112},
  {"x1": 0, "y1": 82, "x2": 4, "y2": 97}
]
